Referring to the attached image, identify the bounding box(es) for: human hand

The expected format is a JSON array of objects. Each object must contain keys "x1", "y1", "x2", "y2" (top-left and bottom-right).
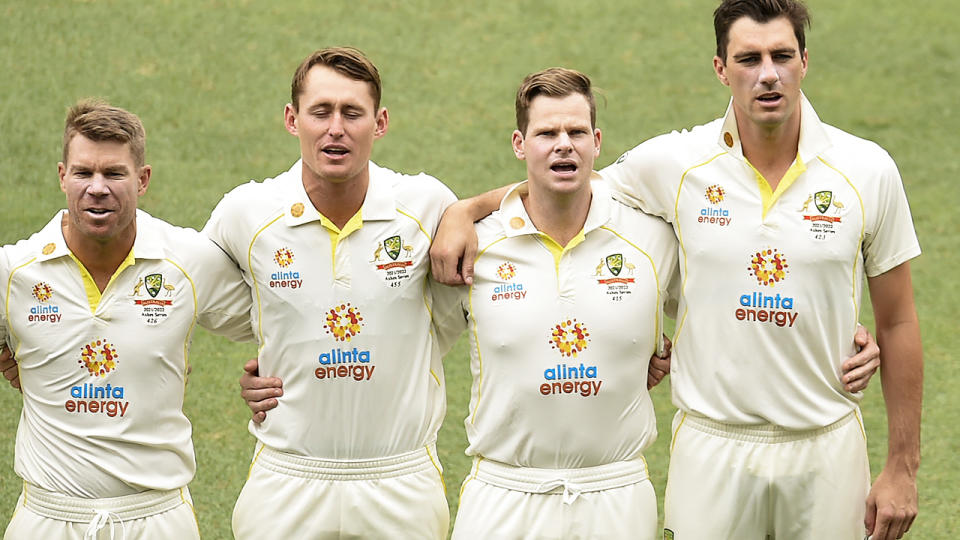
[
  {"x1": 841, "y1": 324, "x2": 880, "y2": 393},
  {"x1": 430, "y1": 200, "x2": 480, "y2": 286},
  {"x1": 647, "y1": 335, "x2": 671, "y2": 390},
  {"x1": 864, "y1": 462, "x2": 918, "y2": 539},
  {"x1": 239, "y1": 358, "x2": 282, "y2": 424},
  {"x1": 1, "y1": 346, "x2": 20, "y2": 392}
]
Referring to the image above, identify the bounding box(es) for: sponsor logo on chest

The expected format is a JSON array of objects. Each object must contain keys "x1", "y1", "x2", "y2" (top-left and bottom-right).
[
  {"x1": 697, "y1": 184, "x2": 733, "y2": 227},
  {"x1": 540, "y1": 319, "x2": 602, "y2": 397},
  {"x1": 269, "y1": 247, "x2": 304, "y2": 289},
  {"x1": 489, "y1": 262, "x2": 528, "y2": 302},
  {"x1": 26, "y1": 282, "x2": 63, "y2": 324},
  {"x1": 65, "y1": 338, "x2": 131, "y2": 418},
  {"x1": 315, "y1": 303, "x2": 375, "y2": 382},
  {"x1": 734, "y1": 248, "x2": 799, "y2": 328}
]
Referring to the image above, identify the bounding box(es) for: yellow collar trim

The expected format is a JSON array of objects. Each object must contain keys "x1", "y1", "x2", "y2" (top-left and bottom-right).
[
  {"x1": 538, "y1": 228, "x2": 586, "y2": 272},
  {"x1": 320, "y1": 209, "x2": 363, "y2": 271},
  {"x1": 69, "y1": 248, "x2": 136, "y2": 313},
  {"x1": 748, "y1": 154, "x2": 806, "y2": 219}
]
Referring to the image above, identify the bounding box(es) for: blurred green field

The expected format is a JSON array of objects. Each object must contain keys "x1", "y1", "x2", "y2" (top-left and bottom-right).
[{"x1": 1, "y1": 0, "x2": 957, "y2": 538}]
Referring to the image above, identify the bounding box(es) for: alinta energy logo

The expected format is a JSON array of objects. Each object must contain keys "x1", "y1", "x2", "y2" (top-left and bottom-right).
[
  {"x1": 317, "y1": 303, "x2": 374, "y2": 382},
  {"x1": 549, "y1": 319, "x2": 590, "y2": 357},
  {"x1": 491, "y1": 261, "x2": 526, "y2": 301},
  {"x1": 27, "y1": 282, "x2": 61, "y2": 324},
  {"x1": 736, "y1": 248, "x2": 798, "y2": 328},
  {"x1": 270, "y1": 247, "x2": 302, "y2": 289},
  {"x1": 67, "y1": 339, "x2": 130, "y2": 417},
  {"x1": 698, "y1": 184, "x2": 732, "y2": 227},
  {"x1": 542, "y1": 319, "x2": 601, "y2": 397}
]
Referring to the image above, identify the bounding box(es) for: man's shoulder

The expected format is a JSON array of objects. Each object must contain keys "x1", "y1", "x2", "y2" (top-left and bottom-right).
[
  {"x1": 372, "y1": 162, "x2": 457, "y2": 208},
  {"x1": 138, "y1": 212, "x2": 225, "y2": 265},
  {"x1": 821, "y1": 123, "x2": 894, "y2": 164},
  {"x1": 605, "y1": 196, "x2": 676, "y2": 244},
  {"x1": 608, "y1": 117, "x2": 724, "y2": 172},
  {"x1": 1, "y1": 214, "x2": 64, "y2": 269}
]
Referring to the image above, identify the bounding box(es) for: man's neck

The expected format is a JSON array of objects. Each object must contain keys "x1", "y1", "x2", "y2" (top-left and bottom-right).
[
  {"x1": 521, "y1": 184, "x2": 592, "y2": 247},
  {"x1": 61, "y1": 214, "x2": 134, "y2": 292},
  {"x1": 301, "y1": 162, "x2": 369, "y2": 230},
  {"x1": 737, "y1": 108, "x2": 801, "y2": 190}
]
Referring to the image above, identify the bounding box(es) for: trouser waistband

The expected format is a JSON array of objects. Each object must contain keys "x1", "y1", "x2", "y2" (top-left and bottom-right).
[
  {"x1": 252, "y1": 442, "x2": 441, "y2": 481},
  {"x1": 679, "y1": 410, "x2": 860, "y2": 443},
  {"x1": 469, "y1": 456, "x2": 649, "y2": 503},
  {"x1": 22, "y1": 482, "x2": 188, "y2": 523}
]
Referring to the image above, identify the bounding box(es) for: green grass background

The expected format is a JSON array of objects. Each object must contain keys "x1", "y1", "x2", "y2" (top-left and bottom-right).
[{"x1": 1, "y1": 0, "x2": 957, "y2": 537}]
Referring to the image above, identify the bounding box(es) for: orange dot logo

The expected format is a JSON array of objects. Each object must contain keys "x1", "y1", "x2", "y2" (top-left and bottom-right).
[
  {"x1": 32, "y1": 282, "x2": 53, "y2": 302},
  {"x1": 78, "y1": 339, "x2": 119, "y2": 377},
  {"x1": 549, "y1": 319, "x2": 590, "y2": 357},
  {"x1": 324, "y1": 303, "x2": 364, "y2": 342},
  {"x1": 705, "y1": 184, "x2": 725, "y2": 204},
  {"x1": 274, "y1": 247, "x2": 295, "y2": 268},
  {"x1": 497, "y1": 262, "x2": 517, "y2": 281},
  {"x1": 749, "y1": 248, "x2": 789, "y2": 287}
]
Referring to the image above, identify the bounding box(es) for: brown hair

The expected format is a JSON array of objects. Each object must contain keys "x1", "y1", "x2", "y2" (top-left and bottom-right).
[
  {"x1": 290, "y1": 47, "x2": 382, "y2": 111},
  {"x1": 515, "y1": 68, "x2": 596, "y2": 135},
  {"x1": 714, "y1": 0, "x2": 810, "y2": 61},
  {"x1": 62, "y1": 99, "x2": 146, "y2": 167}
]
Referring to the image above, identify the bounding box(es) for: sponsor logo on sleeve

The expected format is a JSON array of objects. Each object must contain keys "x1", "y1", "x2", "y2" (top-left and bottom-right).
[
  {"x1": 798, "y1": 190, "x2": 845, "y2": 241},
  {"x1": 27, "y1": 282, "x2": 62, "y2": 324},
  {"x1": 735, "y1": 248, "x2": 798, "y2": 328},
  {"x1": 697, "y1": 184, "x2": 733, "y2": 227},
  {"x1": 315, "y1": 303, "x2": 374, "y2": 382},
  {"x1": 541, "y1": 319, "x2": 601, "y2": 397},
  {"x1": 65, "y1": 339, "x2": 130, "y2": 417}
]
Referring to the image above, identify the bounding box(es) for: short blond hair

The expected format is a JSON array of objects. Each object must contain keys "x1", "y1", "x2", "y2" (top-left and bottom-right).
[
  {"x1": 63, "y1": 99, "x2": 146, "y2": 167},
  {"x1": 290, "y1": 47, "x2": 382, "y2": 111},
  {"x1": 515, "y1": 68, "x2": 596, "y2": 135}
]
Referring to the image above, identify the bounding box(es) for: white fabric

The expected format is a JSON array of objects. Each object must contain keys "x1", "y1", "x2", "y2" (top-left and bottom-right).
[
  {"x1": 232, "y1": 444, "x2": 448, "y2": 539},
  {"x1": 452, "y1": 459, "x2": 657, "y2": 540},
  {"x1": 0, "y1": 210, "x2": 253, "y2": 498},
  {"x1": 663, "y1": 410, "x2": 870, "y2": 539},
  {"x1": 431, "y1": 181, "x2": 677, "y2": 469},
  {"x1": 4, "y1": 485, "x2": 199, "y2": 540},
  {"x1": 600, "y1": 95, "x2": 921, "y2": 430},
  {"x1": 204, "y1": 160, "x2": 457, "y2": 460}
]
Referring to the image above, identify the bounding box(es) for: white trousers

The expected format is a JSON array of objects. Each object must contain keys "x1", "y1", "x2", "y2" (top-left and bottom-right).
[{"x1": 664, "y1": 410, "x2": 870, "y2": 539}]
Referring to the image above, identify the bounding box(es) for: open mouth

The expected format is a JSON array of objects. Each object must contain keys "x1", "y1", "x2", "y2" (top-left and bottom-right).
[
  {"x1": 757, "y1": 92, "x2": 782, "y2": 104},
  {"x1": 322, "y1": 145, "x2": 349, "y2": 157},
  {"x1": 550, "y1": 161, "x2": 578, "y2": 174},
  {"x1": 85, "y1": 208, "x2": 113, "y2": 216}
]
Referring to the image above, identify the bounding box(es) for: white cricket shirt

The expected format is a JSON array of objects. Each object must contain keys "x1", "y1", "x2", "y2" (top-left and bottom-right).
[
  {"x1": 204, "y1": 160, "x2": 457, "y2": 459},
  {"x1": 0, "y1": 210, "x2": 254, "y2": 497},
  {"x1": 600, "y1": 95, "x2": 921, "y2": 429},
  {"x1": 432, "y1": 181, "x2": 678, "y2": 468}
]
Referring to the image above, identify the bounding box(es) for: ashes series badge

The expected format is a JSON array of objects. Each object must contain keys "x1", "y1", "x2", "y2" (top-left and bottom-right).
[{"x1": 132, "y1": 272, "x2": 174, "y2": 325}]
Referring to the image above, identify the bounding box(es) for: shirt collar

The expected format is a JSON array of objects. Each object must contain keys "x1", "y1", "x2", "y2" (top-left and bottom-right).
[
  {"x1": 716, "y1": 92, "x2": 832, "y2": 164},
  {"x1": 495, "y1": 179, "x2": 612, "y2": 238},
  {"x1": 283, "y1": 159, "x2": 398, "y2": 227},
  {"x1": 32, "y1": 209, "x2": 163, "y2": 262}
]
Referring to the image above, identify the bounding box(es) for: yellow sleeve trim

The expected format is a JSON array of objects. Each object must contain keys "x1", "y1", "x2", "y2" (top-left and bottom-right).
[
  {"x1": 247, "y1": 214, "x2": 285, "y2": 345},
  {"x1": 164, "y1": 258, "x2": 199, "y2": 391}
]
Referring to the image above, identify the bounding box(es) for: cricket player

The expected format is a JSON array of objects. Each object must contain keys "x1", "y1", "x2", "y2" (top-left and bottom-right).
[
  {"x1": 429, "y1": 1, "x2": 918, "y2": 538},
  {"x1": 0, "y1": 100, "x2": 254, "y2": 539},
  {"x1": 427, "y1": 67, "x2": 677, "y2": 539},
  {"x1": 203, "y1": 47, "x2": 457, "y2": 538}
]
